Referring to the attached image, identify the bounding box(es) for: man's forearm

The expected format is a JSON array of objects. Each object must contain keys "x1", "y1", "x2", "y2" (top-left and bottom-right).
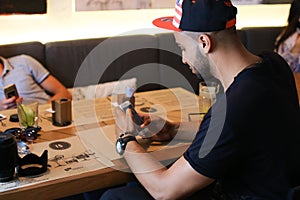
[{"x1": 124, "y1": 141, "x2": 167, "y2": 198}]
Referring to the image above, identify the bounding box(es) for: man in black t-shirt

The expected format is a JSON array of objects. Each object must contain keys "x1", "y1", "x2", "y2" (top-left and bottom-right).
[
  {"x1": 183, "y1": 51, "x2": 300, "y2": 199},
  {"x1": 100, "y1": 0, "x2": 300, "y2": 199}
]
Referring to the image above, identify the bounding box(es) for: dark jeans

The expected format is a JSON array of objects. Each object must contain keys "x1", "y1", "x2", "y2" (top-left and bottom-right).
[
  {"x1": 57, "y1": 186, "x2": 120, "y2": 200},
  {"x1": 99, "y1": 181, "x2": 298, "y2": 200},
  {"x1": 99, "y1": 181, "x2": 154, "y2": 200},
  {"x1": 99, "y1": 181, "x2": 216, "y2": 200}
]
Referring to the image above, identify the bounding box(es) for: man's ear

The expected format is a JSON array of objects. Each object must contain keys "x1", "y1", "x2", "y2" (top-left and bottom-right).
[{"x1": 198, "y1": 34, "x2": 211, "y2": 53}]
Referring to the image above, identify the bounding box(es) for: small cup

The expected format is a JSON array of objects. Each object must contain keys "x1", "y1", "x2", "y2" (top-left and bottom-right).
[
  {"x1": 199, "y1": 81, "x2": 219, "y2": 114},
  {"x1": 17, "y1": 101, "x2": 39, "y2": 129}
]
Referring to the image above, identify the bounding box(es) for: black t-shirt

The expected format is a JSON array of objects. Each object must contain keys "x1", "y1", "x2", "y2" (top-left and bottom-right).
[{"x1": 184, "y1": 52, "x2": 300, "y2": 199}]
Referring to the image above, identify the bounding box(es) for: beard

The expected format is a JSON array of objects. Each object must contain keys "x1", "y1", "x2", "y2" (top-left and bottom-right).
[{"x1": 192, "y1": 47, "x2": 214, "y2": 82}]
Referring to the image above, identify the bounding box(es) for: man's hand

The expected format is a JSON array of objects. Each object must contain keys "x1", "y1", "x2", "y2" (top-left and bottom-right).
[
  {"x1": 0, "y1": 96, "x2": 23, "y2": 110},
  {"x1": 139, "y1": 113, "x2": 179, "y2": 141},
  {"x1": 114, "y1": 106, "x2": 179, "y2": 141}
]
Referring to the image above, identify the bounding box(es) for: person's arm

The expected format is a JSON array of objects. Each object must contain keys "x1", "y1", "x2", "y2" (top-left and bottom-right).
[
  {"x1": 19, "y1": 55, "x2": 71, "y2": 102},
  {"x1": 40, "y1": 75, "x2": 72, "y2": 102},
  {"x1": 115, "y1": 108, "x2": 213, "y2": 199},
  {"x1": 125, "y1": 143, "x2": 214, "y2": 199}
]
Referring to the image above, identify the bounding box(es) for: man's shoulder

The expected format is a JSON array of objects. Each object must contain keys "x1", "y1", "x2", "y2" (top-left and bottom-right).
[
  {"x1": 8, "y1": 54, "x2": 35, "y2": 62},
  {"x1": 259, "y1": 51, "x2": 290, "y2": 70},
  {"x1": 8, "y1": 54, "x2": 45, "y2": 71},
  {"x1": 261, "y1": 51, "x2": 296, "y2": 81}
]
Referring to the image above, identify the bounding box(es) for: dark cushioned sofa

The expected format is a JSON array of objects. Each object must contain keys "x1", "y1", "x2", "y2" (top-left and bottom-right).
[{"x1": 0, "y1": 26, "x2": 283, "y2": 94}]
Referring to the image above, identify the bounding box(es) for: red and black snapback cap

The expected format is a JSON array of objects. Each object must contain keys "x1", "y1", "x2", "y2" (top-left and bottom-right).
[{"x1": 152, "y1": 0, "x2": 237, "y2": 32}]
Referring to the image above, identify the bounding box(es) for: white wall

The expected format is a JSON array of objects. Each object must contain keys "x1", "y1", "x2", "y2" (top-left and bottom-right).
[{"x1": 0, "y1": 0, "x2": 290, "y2": 45}]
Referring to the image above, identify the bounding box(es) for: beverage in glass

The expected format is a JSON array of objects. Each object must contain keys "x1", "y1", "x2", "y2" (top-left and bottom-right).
[{"x1": 199, "y1": 81, "x2": 219, "y2": 114}]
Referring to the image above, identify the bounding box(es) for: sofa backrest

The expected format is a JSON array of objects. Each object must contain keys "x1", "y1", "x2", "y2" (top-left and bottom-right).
[
  {"x1": 45, "y1": 35, "x2": 160, "y2": 92},
  {"x1": 241, "y1": 26, "x2": 283, "y2": 54},
  {"x1": 45, "y1": 38, "x2": 106, "y2": 88},
  {"x1": 0, "y1": 26, "x2": 284, "y2": 94},
  {"x1": 0, "y1": 41, "x2": 45, "y2": 66}
]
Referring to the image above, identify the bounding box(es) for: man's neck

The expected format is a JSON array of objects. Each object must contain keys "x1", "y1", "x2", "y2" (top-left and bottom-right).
[{"x1": 212, "y1": 44, "x2": 261, "y2": 92}]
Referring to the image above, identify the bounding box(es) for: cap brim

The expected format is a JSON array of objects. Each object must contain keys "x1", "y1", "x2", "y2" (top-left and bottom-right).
[{"x1": 152, "y1": 16, "x2": 182, "y2": 32}]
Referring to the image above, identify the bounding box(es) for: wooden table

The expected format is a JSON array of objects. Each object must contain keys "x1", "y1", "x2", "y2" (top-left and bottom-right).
[
  {"x1": 0, "y1": 88, "x2": 198, "y2": 200},
  {"x1": 1, "y1": 75, "x2": 299, "y2": 200}
]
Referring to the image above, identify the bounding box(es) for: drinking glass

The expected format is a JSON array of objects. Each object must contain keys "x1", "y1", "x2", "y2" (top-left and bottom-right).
[
  {"x1": 17, "y1": 101, "x2": 39, "y2": 129},
  {"x1": 16, "y1": 102, "x2": 39, "y2": 153},
  {"x1": 199, "y1": 81, "x2": 219, "y2": 114}
]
